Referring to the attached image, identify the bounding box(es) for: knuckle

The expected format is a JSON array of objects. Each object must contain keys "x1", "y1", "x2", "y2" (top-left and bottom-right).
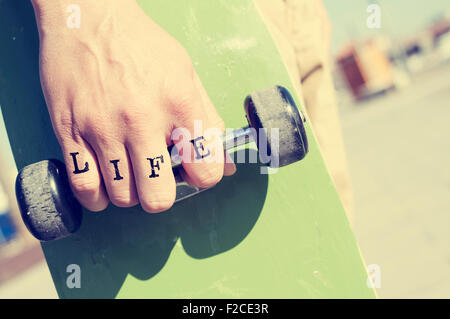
[
  {"x1": 210, "y1": 118, "x2": 225, "y2": 133},
  {"x1": 170, "y1": 95, "x2": 204, "y2": 129},
  {"x1": 53, "y1": 113, "x2": 81, "y2": 141},
  {"x1": 88, "y1": 205, "x2": 108, "y2": 213},
  {"x1": 176, "y1": 47, "x2": 195, "y2": 73},
  {"x1": 174, "y1": 88, "x2": 199, "y2": 113},
  {"x1": 53, "y1": 112, "x2": 73, "y2": 130},
  {"x1": 110, "y1": 194, "x2": 137, "y2": 208},
  {"x1": 119, "y1": 109, "x2": 156, "y2": 140},
  {"x1": 119, "y1": 108, "x2": 148, "y2": 129},
  {"x1": 87, "y1": 199, "x2": 109, "y2": 212},
  {"x1": 83, "y1": 116, "x2": 106, "y2": 135},
  {"x1": 82, "y1": 112, "x2": 110, "y2": 132},
  {"x1": 193, "y1": 165, "x2": 223, "y2": 188},
  {"x1": 140, "y1": 193, "x2": 175, "y2": 213},
  {"x1": 70, "y1": 176, "x2": 100, "y2": 197},
  {"x1": 83, "y1": 116, "x2": 116, "y2": 145}
]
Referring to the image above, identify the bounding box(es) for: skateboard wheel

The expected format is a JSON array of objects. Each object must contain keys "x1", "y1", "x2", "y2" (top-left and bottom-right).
[
  {"x1": 15, "y1": 159, "x2": 82, "y2": 241},
  {"x1": 244, "y1": 86, "x2": 308, "y2": 167}
]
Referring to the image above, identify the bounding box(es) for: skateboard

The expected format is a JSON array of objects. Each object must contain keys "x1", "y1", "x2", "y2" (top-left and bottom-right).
[{"x1": 0, "y1": 0, "x2": 375, "y2": 298}]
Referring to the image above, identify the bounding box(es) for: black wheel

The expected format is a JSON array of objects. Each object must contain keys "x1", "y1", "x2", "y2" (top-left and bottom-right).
[
  {"x1": 15, "y1": 159, "x2": 82, "y2": 241},
  {"x1": 244, "y1": 86, "x2": 308, "y2": 167}
]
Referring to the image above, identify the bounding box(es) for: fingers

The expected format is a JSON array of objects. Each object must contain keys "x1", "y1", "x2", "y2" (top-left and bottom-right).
[
  {"x1": 55, "y1": 69, "x2": 233, "y2": 215},
  {"x1": 192, "y1": 72, "x2": 236, "y2": 178},
  {"x1": 89, "y1": 141, "x2": 139, "y2": 208},
  {"x1": 192, "y1": 72, "x2": 224, "y2": 131},
  {"x1": 59, "y1": 136, "x2": 109, "y2": 212},
  {"x1": 194, "y1": 72, "x2": 236, "y2": 176},
  {"x1": 126, "y1": 132, "x2": 176, "y2": 213},
  {"x1": 171, "y1": 84, "x2": 226, "y2": 189},
  {"x1": 61, "y1": 128, "x2": 174, "y2": 213}
]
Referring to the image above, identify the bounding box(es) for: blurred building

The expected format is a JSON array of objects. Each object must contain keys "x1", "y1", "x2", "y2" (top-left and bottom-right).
[
  {"x1": 334, "y1": 12, "x2": 450, "y2": 102},
  {"x1": 430, "y1": 14, "x2": 450, "y2": 44},
  {"x1": 336, "y1": 37, "x2": 395, "y2": 101},
  {"x1": 399, "y1": 13, "x2": 450, "y2": 72}
]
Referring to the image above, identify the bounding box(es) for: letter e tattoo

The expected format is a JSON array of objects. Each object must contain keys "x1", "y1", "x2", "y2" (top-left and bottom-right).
[{"x1": 190, "y1": 136, "x2": 211, "y2": 160}]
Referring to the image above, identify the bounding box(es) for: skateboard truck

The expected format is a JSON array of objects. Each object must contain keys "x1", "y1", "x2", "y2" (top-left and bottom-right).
[{"x1": 15, "y1": 86, "x2": 309, "y2": 241}]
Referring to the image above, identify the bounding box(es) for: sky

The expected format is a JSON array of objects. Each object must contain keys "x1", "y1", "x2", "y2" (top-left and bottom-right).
[{"x1": 323, "y1": 0, "x2": 450, "y2": 54}]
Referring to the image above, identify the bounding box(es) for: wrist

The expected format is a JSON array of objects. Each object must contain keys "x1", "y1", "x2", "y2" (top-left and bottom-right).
[{"x1": 30, "y1": 0, "x2": 136, "y2": 34}]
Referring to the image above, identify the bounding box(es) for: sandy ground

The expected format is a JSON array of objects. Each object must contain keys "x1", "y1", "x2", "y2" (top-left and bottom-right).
[
  {"x1": 0, "y1": 259, "x2": 57, "y2": 299},
  {"x1": 339, "y1": 62, "x2": 450, "y2": 298},
  {"x1": 0, "y1": 62, "x2": 449, "y2": 299}
]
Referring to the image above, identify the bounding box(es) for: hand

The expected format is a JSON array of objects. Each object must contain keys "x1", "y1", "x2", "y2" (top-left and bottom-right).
[{"x1": 32, "y1": 0, "x2": 236, "y2": 213}]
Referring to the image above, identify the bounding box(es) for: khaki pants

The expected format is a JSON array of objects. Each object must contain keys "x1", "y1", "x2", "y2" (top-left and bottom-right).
[{"x1": 255, "y1": 0, "x2": 354, "y2": 220}]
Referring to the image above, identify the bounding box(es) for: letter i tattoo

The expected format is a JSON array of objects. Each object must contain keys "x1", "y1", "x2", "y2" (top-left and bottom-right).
[{"x1": 110, "y1": 160, "x2": 124, "y2": 181}]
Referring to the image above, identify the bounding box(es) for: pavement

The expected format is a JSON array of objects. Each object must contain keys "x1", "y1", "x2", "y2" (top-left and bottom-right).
[
  {"x1": 339, "y1": 62, "x2": 450, "y2": 298},
  {"x1": 0, "y1": 257, "x2": 57, "y2": 299},
  {"x1": 0, "y1": 62, "x2": 449, "y2": 299}
]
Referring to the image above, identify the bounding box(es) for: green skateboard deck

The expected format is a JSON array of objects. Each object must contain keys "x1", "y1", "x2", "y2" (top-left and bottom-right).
[{"x1": 0, "y1": 0, "x2": 375, "y2": 298}]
